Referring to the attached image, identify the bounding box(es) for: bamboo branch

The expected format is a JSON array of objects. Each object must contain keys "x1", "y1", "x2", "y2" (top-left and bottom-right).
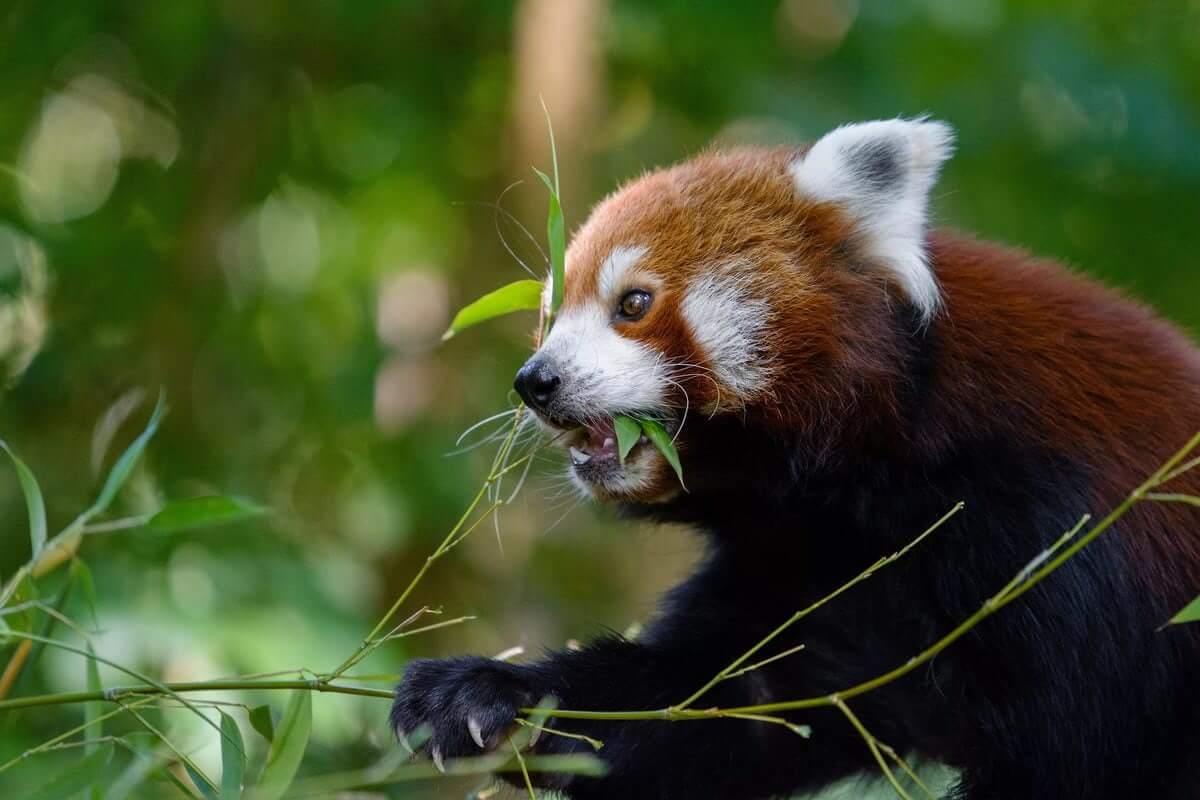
[
  {"x1": 675, "y1": 501, "x2": 964, "y2": 710},
  {"x1": 0, "y1": 678, "x2": 391, "y2": 713},
  {"x1": 324, "y1": 409, "x2": 539, "y2": 681},
  {"x1": 832, "y1": 696, "x2": 911, "y2": 800}
]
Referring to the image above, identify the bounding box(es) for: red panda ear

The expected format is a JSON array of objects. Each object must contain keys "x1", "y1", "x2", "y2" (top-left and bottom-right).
[{"x1": 790, "y1": 118, "x2": 955, "y2": 318}]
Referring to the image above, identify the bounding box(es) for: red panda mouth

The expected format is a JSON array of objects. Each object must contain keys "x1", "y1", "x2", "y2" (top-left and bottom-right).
[
  {"x1": 565, "y1": 416, "x2": 649, "y2": 472},
  {"x1": 568, "y1": 418, "x2": 619, "y2": 467}
]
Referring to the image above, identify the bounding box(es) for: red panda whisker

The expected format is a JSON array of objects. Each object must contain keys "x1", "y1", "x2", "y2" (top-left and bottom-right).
[
  {"x1": 503, "y1": 442, "x2": 540, "y2": 504},
  {"x1": 445, "y1": 414, "x2": 525, "y2": 457},
  {"x1": 541, "y1": 495, "x2": 586, "y2": 535},
  {"x1": 665, "y1": 367, "x2": 726, "y2": 415},
  {"x1": 454, "y1": 406, "x2": 522, "y2": 448},
  {"x1": 658, "y1": 376, "x2": 693, "y2": 444},
  {"x1": 480, "y1": 179, "x2": 550, "y2": 274}
]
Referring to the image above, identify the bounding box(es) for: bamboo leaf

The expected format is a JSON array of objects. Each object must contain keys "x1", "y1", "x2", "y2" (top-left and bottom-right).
[
  {"x1": 251, "y1": 690, "x2": 312, "y2": 800},
  {"x1": 442, "y1": 280, "x2": 543, "y2": 341},
  {"x1": 536, "y1": 100, "x2": 564, "y2": 323},
  {"x1": 90, "y1": 391, "x2": 166, "y2": 517},
  {"x1": 91, "y1": 387, "x2": 146, "y2": 478},
  {"x1": 0, "y1": 439, "x2": 47, "y2": 558},
  {"x1": 220, "y1": 711, "x2": 246, "y2": 799},
  {"x1": 1169, "y1": 594, "x2": 1200, "y2": 625},
  {"x1": 249, "y1": 705, "x2": 275, "y2": 744},
  {"x1": 27, "y1": 741, "x2": 115, "y2": 800},
  {"x1": 639, "y1": 419, "x2": 685, "y2": 489},
  {"x1": 540, "y1": 97, "x2": 560, "y2": 197},
  {"x1": 612, "y1": 415, "x2": 642, "y2": 465},
  {"x1": 533, "y1": 169, "x2": 565, "y2": 321},
  {"x1": 117, "y1": 699, "x2": 219, "y2": 795},
  {"x1": 187, "y1": 764, "x2": 219, "y2": 800},
  {"x1": 164, "y1": 766, "x2": 207, "y2": 799},
  {"x1": 148, "y1": 496, "x2": 267, "y2": 534}
]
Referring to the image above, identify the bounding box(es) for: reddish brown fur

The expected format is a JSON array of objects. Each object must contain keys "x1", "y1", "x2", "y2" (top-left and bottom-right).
[{"x1": 924, "y1": 233, "x2": 1200, "y2": 600}]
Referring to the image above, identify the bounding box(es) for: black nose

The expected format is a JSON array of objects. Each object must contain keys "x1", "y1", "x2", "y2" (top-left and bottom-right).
[{"x1": 514, "y1": 358, "x2": 561, "y2": 411}]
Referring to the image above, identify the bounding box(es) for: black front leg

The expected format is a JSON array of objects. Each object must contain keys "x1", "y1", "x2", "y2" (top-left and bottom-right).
[
  {"x1": 391, "y1": 635, "x2": 813, "y2": 798},
  {"x1": 391, "y1": 552, "x2": 910, "y2": 798}
]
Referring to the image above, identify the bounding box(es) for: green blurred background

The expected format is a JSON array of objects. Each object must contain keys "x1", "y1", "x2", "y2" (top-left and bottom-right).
[{"x1": 1, "y1": 0, "x2": 1198, "y2": 796}]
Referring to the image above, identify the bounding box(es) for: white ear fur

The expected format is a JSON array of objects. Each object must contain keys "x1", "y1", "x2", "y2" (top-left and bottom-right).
[{"x1": 790, "y1": 118, "x2": 955, "y2": 318}]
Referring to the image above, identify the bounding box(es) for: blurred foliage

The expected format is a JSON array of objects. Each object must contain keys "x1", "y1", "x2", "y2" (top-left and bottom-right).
[{"x1": 1, "y1": 0, "x2": 1198, "y2": 796}]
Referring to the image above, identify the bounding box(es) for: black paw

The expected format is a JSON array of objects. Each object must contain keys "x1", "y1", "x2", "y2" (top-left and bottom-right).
[{"x1": 390, "y1": 656, "x2": 541, "y2": 766}]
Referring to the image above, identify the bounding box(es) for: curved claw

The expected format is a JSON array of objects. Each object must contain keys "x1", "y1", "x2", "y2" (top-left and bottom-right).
[
  {"x1": 468, "y1": 715, "x2": 486, "y2": 749},
  {"x1": 431, "y1": 745, "x2": 446, "y2": 774},
  {"x1": 396, "y1": 728, "x2": 414, "y2": 755}
]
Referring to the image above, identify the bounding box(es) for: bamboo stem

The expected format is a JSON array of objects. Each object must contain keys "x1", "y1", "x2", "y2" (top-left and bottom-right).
[{"x1": 0, "y1": 679, "x2": 391, "y2": 713}]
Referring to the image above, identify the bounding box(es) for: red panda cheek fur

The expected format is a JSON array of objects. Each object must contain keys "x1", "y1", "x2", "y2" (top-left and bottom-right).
[{"x1": 561, "y1": 147, "x2": 901, "y2": 422}]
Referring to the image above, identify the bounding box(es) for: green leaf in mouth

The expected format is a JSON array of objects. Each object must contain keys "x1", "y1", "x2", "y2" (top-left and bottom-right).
[
  {"x1": 611, "y1": 414, "x2": 685, "y2": 489},
  {"x1": 613, "y1": 414, "x2": 642, "y2": 464}
]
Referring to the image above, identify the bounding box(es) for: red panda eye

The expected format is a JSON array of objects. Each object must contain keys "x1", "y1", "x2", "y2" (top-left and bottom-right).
[{"x1": 617, "y1": 290, "x2": 652, "y2": 321}]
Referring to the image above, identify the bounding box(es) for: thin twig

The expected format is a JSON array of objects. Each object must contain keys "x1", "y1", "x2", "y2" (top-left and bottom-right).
[
  {"x1": 509, "y1": 736, "x2": 538, "y2": 800},
  {"x1": 832, "y1": 696, "x2": 912, "y2": 800},
  {"x1": 325, "y1": 410, "x2": 531, "y2": 680},
  {"x1": 720, "y1": 712, "x2": 811, "y2": 739},
  {"x1": 0, "y1": 678, "x2": 391, "y2": 712},
  {"x1": 82, "y1": 514, "x2": 154, "y2": 534},
  {"x1": 0, "y1": 697, "x2": 158, "y2": 774},
  {"x1": 722, "y1": 644, "x2": 807, "y2": 681},
  {"x1": 515, "y1": 718, "x2": 604, "y2": 751},
  {"x1": 374, "y1": 616, "x2": 477, "y2": 644},
  {"x1": 1144, "y1": 492, "x2": 1200, "y2": 507},
  {"x1": 676, "y1": 502, "x2": 964, "y2": 709},
  {"x1": 120, "y1": 699, "x2": 218, "y2": 793},
  {"x1": 878, "y1": 740, "x2": 937, "y2": 799}
]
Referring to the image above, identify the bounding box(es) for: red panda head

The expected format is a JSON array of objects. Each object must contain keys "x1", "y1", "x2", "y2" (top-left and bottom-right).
[{"x1": 514, "y1": 119, "x2": 955, "y2": 505}]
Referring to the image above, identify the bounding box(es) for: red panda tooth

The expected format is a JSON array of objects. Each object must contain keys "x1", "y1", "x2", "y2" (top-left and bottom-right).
[{"x1": 570, "y1": 446, "x2": 591, "y2": 465}]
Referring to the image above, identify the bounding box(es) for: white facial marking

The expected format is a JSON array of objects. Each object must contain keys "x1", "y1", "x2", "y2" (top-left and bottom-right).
[
  {"x1": 598, "y1": 245, "x2": 649, "y2": 302},
  {"x1": 790, "y1": 118, "x2": 954, "y2": 319},
  {"x1": 538, "y1": 303, "x2": 669, "y2": 415},
  {"x1": 544, "y1": 301, "x2": 667, "y2": 499},
  {"x1": 682, "y1": 268, "x2": 771, "y2": 401},
  {"x1": 536, "y1": 242, "x2": 676, "y2": 500}
]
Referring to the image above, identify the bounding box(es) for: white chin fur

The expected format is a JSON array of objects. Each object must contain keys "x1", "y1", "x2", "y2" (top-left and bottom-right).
[{"x1": 568, "y1": 445, "x2": 657, "y2": 499}]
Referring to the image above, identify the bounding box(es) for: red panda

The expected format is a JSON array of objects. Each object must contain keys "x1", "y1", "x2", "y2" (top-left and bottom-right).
[{"x1": 391, "y1": 119, "x2": 1200, "y2": 799}]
